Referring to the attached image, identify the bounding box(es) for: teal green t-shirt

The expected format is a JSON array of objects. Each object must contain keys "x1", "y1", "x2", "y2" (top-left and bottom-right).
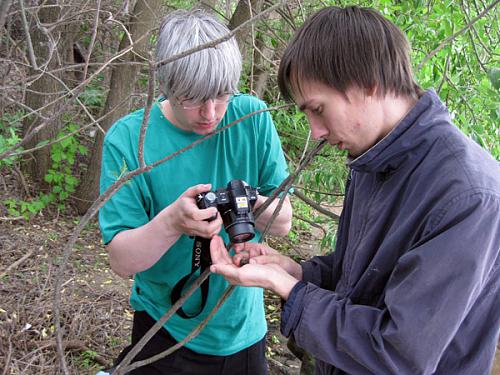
[{"x1": 99, "y1": 94, "x2": 289, "y2": 355}]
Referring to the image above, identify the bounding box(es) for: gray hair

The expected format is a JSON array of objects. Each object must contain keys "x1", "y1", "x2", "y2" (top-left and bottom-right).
[{"x1": 156, "y1": 9, "x2": 242, "y2": 102}]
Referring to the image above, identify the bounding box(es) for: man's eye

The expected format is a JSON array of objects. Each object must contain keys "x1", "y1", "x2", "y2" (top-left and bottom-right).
[{"x1": 312, "y1": 106, "x2": 323, "y2": 115}]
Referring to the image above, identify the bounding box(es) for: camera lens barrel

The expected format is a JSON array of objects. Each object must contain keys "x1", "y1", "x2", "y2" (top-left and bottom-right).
[{"x1": 196, "y1": 180, "x2": 258, "y2": 243}]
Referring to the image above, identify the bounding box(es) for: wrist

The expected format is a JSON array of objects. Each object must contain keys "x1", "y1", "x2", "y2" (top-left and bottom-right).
[
  {"x1": 271, "y1": 271, "x2": 299, "y2": 300},
  {"x1": 154, "y1": 205, "x2": 182, "y2": 239}
]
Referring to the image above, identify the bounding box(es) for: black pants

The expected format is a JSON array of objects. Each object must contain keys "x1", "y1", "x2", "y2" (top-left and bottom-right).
[{"x1": 113, "y1": 311, "x2": 268, "y2": 375}]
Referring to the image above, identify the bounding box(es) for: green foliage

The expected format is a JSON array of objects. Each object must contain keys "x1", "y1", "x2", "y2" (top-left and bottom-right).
[
  {"x1": 79, "y1": 81, "x2": 106, "y2": 108},
  {"x1": 0, "y1": 112, "x2": 24, "y2": 166},
  {"x1": 2, "y1": 122, "x2": 87, "y2": 219},
  {"x1": 75, "y1": 349, "x2": 100, "y2": 370},
  {"x1": 272, "y1": 105, "x2": 347, "y2": 252},
  {"x1": 45, "y1": 123, "x2": 88, "y2": 202},
  {"x1": 268, "y1": 0, "x2": 498, "y2": 253}
]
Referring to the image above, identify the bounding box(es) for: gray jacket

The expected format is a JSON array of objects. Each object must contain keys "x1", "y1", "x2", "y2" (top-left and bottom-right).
[{"x1": 281, "y1": 90, "x2": 500, "y2": 375}]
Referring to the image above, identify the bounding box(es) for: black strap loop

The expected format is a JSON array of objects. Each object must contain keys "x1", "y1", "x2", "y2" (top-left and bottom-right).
[{"x1": 171, "y1": 236, "x2": 212, "y2": 319}]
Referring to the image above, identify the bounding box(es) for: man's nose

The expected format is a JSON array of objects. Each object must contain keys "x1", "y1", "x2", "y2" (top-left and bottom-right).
[
  {"x1": 309, "y1": 120, "x2": 327, "y2": 140},
  {"x1": 200, "y1": 99, "x2": 216, "y2": 120}
]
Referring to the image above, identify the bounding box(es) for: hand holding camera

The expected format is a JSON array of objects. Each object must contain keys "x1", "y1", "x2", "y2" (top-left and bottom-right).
[
  {"x1": 167, "y1": 183, "x2": 223, "y2": 239},
  {"x1": 196, "y1": 179, "x2": 258, "y2": 244}
]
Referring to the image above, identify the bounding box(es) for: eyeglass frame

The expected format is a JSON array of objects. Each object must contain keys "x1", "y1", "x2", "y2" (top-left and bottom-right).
[{"x1": 175, "y1": 94, "x2": 232, "y2": 110}]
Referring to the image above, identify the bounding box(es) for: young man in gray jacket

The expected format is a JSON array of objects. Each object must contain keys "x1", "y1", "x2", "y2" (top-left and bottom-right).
[{"x1": 210, "y1": 6, "x2": 500, "y2": 375}]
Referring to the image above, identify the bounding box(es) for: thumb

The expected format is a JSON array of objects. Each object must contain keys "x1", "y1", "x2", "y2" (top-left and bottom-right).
[
  {"x1": 210, "y1": 263, "x2": 237, "y2": 278},
  {"x1": 210, "y1": 235, "x2": 232, "y2": 264}
]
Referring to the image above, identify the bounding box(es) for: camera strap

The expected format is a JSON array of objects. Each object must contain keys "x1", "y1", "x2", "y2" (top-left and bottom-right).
[{"x1": 170, "y1": 236, "x2": 212, "y2": 319}]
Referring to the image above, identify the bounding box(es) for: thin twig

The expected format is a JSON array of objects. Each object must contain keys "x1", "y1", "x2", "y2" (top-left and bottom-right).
[
  {"x1": 0, "y1": 248, "x2": 35, "y2": 279},
  {"x1": 417, "y1": 0, "x2": 500, "y2": 70},
  {"x1": 155, "y1": 0, "x2": 289, "y2": 68},
  {"x1": 10, "y1": 94, "x2": 132, "y2": 157},
  {"x1": 19, "y1": 0, "x2": 38, "y2": 69},
  {"x1": 293, "y1": 189, "x2": 340, "y2": 221},
  {"x1": 118, "y1": 286, "x2": 236, "y2": 374},
  {"x1": 0, "y1": 44, "x2": 134, "y2": 162},
  {"x1": 52, "y1": 104, "x2": 290, "y2": 373},
  {"x1": 83, "y1": 0, "x2": 101, "y2": 79},
  {"x1": 138, "y1": 58, "x2": 155, "y2": 168},
  {"x1": 112, "y1": 269, "x2": 211, "y2": 374}
]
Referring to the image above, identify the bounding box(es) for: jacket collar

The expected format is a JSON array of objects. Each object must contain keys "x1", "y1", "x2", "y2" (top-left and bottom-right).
[{"x1": 348, "y1": 89, "x2": 450, "y2": 174}]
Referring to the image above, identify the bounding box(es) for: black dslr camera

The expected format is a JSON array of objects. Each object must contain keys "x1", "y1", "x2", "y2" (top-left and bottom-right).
[{"x1": 197, "y1": 179, "x2": 258, "y2": 243}]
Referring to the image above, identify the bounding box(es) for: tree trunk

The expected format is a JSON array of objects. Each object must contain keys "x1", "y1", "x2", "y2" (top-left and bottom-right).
[
  {"x1": 196, "y1": 0, "x2": 219, "y2": 13},
  {"x1": 228, "y1": 0, "x2": 264, "y2": 57},
  {"x1": 74, "y1": 0, "x2": 162, "y2": 213},
  {"x1": 22, "y1": 0, "x2": 63, "y2": 184},
  {"x1": 0, "y1": 0, "x2": 13, "y2": 39},
  {"x1": 252, "y1": 33, "x2": 276, "y2": 98}
]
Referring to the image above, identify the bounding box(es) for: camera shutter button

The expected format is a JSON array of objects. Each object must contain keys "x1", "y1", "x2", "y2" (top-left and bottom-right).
[{"x1": 205, "y1": 191, "x2": 217, "y2": 204}]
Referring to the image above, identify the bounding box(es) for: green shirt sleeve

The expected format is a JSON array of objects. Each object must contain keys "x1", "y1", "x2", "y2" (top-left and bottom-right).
[{"x1": 98, "y1": 124, "x2": 151, "y2": 245}]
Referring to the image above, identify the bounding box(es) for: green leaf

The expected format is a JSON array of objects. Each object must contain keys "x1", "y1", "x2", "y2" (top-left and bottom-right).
[{"x1": 488, "y1": 68, "x2": 500, "y2": 90}]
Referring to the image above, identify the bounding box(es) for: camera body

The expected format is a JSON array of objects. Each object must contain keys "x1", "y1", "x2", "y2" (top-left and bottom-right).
[{"x1": 197, "y1": 180, "x2": 258, "y2": 243}]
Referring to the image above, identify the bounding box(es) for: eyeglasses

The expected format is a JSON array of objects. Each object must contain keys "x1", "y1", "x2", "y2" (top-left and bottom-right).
[{"x1": 177, "y1": 94, "x2": 231, "y2": 110}]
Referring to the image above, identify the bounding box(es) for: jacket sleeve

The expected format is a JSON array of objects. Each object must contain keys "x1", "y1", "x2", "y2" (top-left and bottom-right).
[
  {"x1": 301, "y1": 255, "x2": 337, "y2": 287},
  {"x1": 281, "y1": 190, "x2": 500, "y2": 374}
]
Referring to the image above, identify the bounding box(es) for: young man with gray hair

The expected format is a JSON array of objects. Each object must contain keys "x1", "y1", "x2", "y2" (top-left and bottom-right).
[
  {"x1": 210, "y1": 5, "x2": 500, "y2": 375},
  {"x1": 98, "y1": 9, "x2": 292, "y2": 375}
]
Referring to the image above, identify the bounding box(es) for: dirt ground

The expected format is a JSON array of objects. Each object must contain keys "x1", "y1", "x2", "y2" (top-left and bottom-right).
[{"x1": 0, "y1": 212, "x2": 312, "y2": 374}]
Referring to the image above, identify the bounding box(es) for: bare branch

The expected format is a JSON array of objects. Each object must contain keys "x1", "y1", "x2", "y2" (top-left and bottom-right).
[
  {"x1": 19, "y1": 0, "x2": 38, "y2": 69},
  {"x1": 118, "y1": 286, "x2": 236, "y2": 374},
  {"x1": 138, "y1": 58, "x2": 156, "y2": 168},
  {"x1": 417, "y1": 0, "x2": 500, "y2": 70},
  {"x1": 83, "y1": 0, "x2": 102, "y2": 79},
  {"x1": 0, "y1": 248, "x2": 34, "y2": 279},
  {"x1": 0, "y1": 0, "x2": 13, "y2": 38},
  {"x1": 156, "y1": 0, "x2": 289, "y2": 68},
  {"x1": 293, "y1": 189, "x2": 340, "y2": 221},
  {"x1": 0, "y1": 44, "x2": 135, "y2": 162},
  {"x1": 52, "y1": 104, "x2": 290, "y2": 373}
]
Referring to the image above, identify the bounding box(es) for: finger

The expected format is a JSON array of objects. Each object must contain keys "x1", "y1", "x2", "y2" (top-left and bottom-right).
[
  {"x1": 232, "y1": 243, "x2": 245, "y2": 252},
  {"x1": 205, "y1": 216, "x2": 223, "y2": 237},
  {"x1": 183, "y1": 183, "x2": 212, "y2": 198},
  {"x1": 210, "y1": 235, "x2": 233, "y2": 265},
  {"x1": 248, "y1": 254, "x2": 282, "y2": 265},
  {"x1": 242, "y1": 242, "x2": 274, "y2": 257},
  {"x1": 192, "y1": 206, "x2": 218, "y2": 222},
  {"x1": 210, "y1": 263, "x2": 240, "y2": 282}
]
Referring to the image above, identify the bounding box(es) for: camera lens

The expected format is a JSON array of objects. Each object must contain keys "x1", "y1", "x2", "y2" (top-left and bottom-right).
[
  {"x1": 233, "y1": 233, "x2": 252, "y2": 241},
  {"x1": 226, "y1": 222, "x2": 255, "y2": 243}
]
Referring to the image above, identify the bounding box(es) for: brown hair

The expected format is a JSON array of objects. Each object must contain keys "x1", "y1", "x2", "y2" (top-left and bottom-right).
[{"x1": 278, "y1": 6, "x2": 422, "y2": 101}]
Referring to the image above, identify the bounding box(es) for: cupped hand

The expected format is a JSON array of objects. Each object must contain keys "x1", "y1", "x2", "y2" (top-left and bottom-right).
[
  {"x1": 167, "y1": 184, "x2": 223, "y2": 238},
  {"x1": 210, "y1": 236, "x2": 300, "y2": 299},
  {"x1": 233, "y1": 241, "x2": 303, "y2": 280}
]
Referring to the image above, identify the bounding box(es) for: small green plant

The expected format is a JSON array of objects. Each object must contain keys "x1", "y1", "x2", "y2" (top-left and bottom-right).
[
  {"x1": 3, "y1": 123, "x2": 88, "y2": 219},
  {"x1": 0, "y1": 111, "x2": 24, "y2": 166},
  {"x1": 77, "y1": 349, "x2": 100, "y2": 369}
]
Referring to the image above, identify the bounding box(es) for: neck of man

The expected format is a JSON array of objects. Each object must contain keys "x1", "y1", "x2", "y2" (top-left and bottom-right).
[{"x1": 378, "y1": 93, "x2": 418, "y2": 139}]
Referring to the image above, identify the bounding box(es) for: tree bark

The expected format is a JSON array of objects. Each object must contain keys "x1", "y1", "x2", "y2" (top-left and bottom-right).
[
  {"x1": 22, "y1": 0, "x2": 63, "y2": 183},
  {"x1": 0, "y1": 0, "x2": 13, "y2": 39},
  {"x1": 196, "y1": 0, "x2": 219, "y2": 13},
  {"x1": 74, "y1": 0, "x2": 162, "y2": 213},
  {"x1": 228, "y1": 0, "x2": 264, "y2": 57},
  {"x1": 252, "y1": 33, "x2": 276, "y2": 98}
]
